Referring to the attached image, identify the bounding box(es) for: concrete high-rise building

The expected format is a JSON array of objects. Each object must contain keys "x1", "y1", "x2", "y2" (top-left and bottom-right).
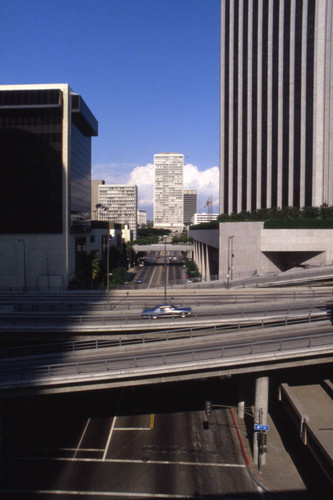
[
  {"x1": 220, "y1": 0, "x2": 333, "y2": 214},
  {"x1": 183, "y1": 190, "x2": 197, "y2": 225},
  {"x1": 137, "y1": 209, "x2": 147, "y2": 227},
  {"x1": 0, "y1": 83, "x2": 98, "y2": 290},
  {"x1": 154, "y1": 153, "x2": 184, "y2": 230},
  {"x1": 97, "y1": 184, "x2": 138, "y2": 240}
]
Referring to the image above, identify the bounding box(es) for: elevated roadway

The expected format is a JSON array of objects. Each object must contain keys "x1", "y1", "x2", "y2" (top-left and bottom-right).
[
  {"x1": 0, "y1": 287, "x2": 332, "y2": 336},
  {"x1": 133, "y1": 243, "x2": 194, "y2": 252},
  {"x1": 1, "y1": 320, "x2": 332, "y2": 397},
  {"x1": 1, "y1": 287, "x2": 333, "y2": 485}
]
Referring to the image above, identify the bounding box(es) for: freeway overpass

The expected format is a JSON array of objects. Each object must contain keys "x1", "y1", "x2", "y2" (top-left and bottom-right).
[
  {"x1": 0, "y1": 288, "x2": 332, "y2": 480},
  {"x1": 132, "y1": 243, "x2": 194, "y2": 252},
  {"x1": 1, "y1": 320, "x2": 332, "y2": 482},
  {"x1": 0, "y1": 321, "x2": 332, "y2": 397}
]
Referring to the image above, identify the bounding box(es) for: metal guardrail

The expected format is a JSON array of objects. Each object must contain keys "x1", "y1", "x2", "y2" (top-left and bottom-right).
[
  {"x1": 1, "y1": 288, "x2": 333, "y2": 311},
  {"x1": 0, "y1": 311, "x2": 328, "y2": 359},
  {"x1": 1, "y1": 330, "x2": 333, "y2": 388}
]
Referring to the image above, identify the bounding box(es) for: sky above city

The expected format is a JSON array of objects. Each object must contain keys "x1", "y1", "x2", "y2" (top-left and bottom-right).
[{"x1": 1, "y1": 0, "x2": 220, "y2": 218}]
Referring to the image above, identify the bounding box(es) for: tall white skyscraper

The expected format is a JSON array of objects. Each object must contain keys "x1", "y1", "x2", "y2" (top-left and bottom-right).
[{"x1": 154, "y1": 153, "x2": 184, "y2": 230}]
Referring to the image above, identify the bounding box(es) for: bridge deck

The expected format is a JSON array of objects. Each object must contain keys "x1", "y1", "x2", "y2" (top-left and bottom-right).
[
  {"x1": 133, "y1": 243, "x2": 194, "y2": 252},
  {"x1": 280, "y1": 382, "x2": 333, "y2": 484}
]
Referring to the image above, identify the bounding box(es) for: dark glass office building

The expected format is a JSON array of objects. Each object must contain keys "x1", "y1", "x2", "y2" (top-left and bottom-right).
[
  {"x1": 0, "y1": 84, "x2": 98, "y2": 233},
  {"x1": 0, "y1": 84, "x2": 98, "y2": 290}
]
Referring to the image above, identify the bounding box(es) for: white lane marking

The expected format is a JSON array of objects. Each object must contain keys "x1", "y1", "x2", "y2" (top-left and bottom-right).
[
  {"x1": 103, "y1": 415, "x2": 117, "y2": 461},
  {"x1": 114, "y1": 427, "x2": 151, "y2": 431},
  {"x1": 0, "y1": 490, "x2": 192, "y2": 499},
  {"x1": 12, "y1": 456, "x2": 246, "y2": 468},
  {"x1": 73, "y1": 418, "x2": 90, "y2": 458},
  {"x1": 18, "y1": 447, "x2": 104, "y2": 452},
  {"x1": 102, "y1": 391, "x2": 124, "y2": 460},
  {"x1": 148, "y1": 265, "x2": 157, "y2": 288}
]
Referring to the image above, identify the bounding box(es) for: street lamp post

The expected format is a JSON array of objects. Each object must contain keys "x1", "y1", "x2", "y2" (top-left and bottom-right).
[
  {"x1": 163, "y1": 235, "x2": 167, "y2": 304},
  {"x1": 227, "y1": 236, "x2": 234, "y2": 289},
  {"x1": 230, "y1": 236, "x2": 234, "y2": 280},
  {"x1": 106, "y1": 235, "x2": 110, "y2": 309},
  {"x1": 18, "y1": 239, "x2": 27, "y2": 292}
]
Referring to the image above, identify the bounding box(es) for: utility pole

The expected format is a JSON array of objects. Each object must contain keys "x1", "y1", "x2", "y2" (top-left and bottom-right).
[
  {"x1": 163, "y1": 235, "x2": 167, "y2": 304},
  {"x1": 227, "y1": 236, "x2": 234, "y2": 288},
  {"x1": 106, "y1": 235, "x2": 110, "y2": 309}
]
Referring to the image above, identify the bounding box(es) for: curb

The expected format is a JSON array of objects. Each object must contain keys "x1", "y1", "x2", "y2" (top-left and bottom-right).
[{"x1": 229, "y1": 408, "x2": 278, "y2": 493}]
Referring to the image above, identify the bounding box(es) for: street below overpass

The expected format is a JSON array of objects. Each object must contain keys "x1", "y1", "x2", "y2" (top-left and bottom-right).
[{"x1": 1, "y1": 375, "x2": 332, "y2": 499}]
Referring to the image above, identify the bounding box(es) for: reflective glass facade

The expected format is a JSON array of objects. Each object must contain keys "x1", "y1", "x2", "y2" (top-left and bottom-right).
[
  {"x1": 0, "y1": 89, "x2": 63, "y2": 233},
  {"x1": 70, "y1": 122, "x2": 92, "y2": 232},
  {"x1": 0, "y1": 86, "x2": 98, "y2": 234}
]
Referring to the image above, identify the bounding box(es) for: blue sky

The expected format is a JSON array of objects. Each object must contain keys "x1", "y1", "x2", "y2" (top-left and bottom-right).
[{"x1": 1, "y1": 0, "x2": 220, "y2": 217}]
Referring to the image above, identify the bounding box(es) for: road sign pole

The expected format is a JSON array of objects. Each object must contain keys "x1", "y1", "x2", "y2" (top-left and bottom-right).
[{"x1": 253, "y1": 376, "x2": 269, "y2": 469}]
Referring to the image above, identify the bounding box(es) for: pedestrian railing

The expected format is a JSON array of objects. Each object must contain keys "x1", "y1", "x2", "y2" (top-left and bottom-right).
[{"x1": 0, "y1": 330, "x2": 332, "y2": 389}]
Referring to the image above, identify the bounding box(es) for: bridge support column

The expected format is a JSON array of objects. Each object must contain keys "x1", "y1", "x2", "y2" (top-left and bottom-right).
[
  {"x1": 197, "y1": 242, "x2": 203, "y2": 276},
  {"x1": 237, "y1": 379, "x2": 246, "y2": 419},
  {"x1": 193, "y1": 241, "x2": 200, "y2": 274},
  {"x1": 200, "y1": 243, "x2": 205, "y2": 279},
  {"x1": 253, "y1": 376, "x2": 269, "y2": 469},
  {"x1": 204, "y1": 244, "x2": 210, "y2": 281}
]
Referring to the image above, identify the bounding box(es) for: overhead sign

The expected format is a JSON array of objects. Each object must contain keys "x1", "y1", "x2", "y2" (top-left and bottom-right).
[{"x1": 254, "y1": 424, "x2": 269, "y2": 431}]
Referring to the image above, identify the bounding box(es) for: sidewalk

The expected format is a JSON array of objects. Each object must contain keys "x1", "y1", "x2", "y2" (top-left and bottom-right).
[{"x1": 231, "y1": 408, "x2": 307, "y2": 493}]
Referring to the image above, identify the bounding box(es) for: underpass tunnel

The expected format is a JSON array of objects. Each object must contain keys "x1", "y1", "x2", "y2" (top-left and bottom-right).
[{"x1": 262, "y1": 251, "x2": 323, "y2": 272}]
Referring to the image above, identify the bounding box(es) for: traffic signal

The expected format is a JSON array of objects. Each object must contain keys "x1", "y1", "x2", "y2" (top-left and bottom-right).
[
  {"x1": 257, "y1": 431, "x2": 267, "y2": 454},
  {"x1": 205, "y1": 400, "x2": 212, "y2": 416}
]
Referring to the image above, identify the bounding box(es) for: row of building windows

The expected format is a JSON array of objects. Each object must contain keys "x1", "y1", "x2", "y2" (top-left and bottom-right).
[{"x1": 221, "y1": 0, "x2": 315, "y2": 213}]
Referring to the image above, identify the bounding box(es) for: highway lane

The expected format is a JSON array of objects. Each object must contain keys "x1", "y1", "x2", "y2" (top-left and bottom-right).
[
  {"x1": 0, "y1": 382, "x2": 259, "y2": 498},
  {"x1": 2, "y1": 286, "x2": 333, "y2": 310},
  {"x1": 0, "y1": 297, "x2": 328, "y2": 332}
]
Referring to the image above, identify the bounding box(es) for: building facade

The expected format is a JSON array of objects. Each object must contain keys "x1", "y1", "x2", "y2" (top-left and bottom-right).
[
  {"x1": 137, "y1": 209, "x2": 147, "y2": 227},
  {"x1": 97, "y1": 184, "x2": 138, "y2": 240},
  {"x1": 183, "y1": 190, "x2": 197, "y2": 225},
  {"x1": 91, "y1": 180, "x2": 105, "y2": 220},
  {"x1": 0, "y1": 83, "x2": 98, "y2": 290},
  {"x1": 220, "y1": 0, "x2": 333, "y2": 214},
  {"x1": 154, "y1": 153, "x2": 184, "y2": 230},
  {"x1": 191, "y1": 213, "x2": 219, "y2": 225}
]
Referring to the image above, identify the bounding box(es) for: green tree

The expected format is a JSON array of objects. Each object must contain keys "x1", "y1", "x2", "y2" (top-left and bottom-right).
[
  {"x1": 109, "y1": 266, "x2": 127, "y2": 287},
  {"x1": 89, "y1": 251, "x2": 100, "y2": 288}
]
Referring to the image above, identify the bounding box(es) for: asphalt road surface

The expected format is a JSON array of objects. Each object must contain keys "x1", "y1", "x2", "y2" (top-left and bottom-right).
[{"x1": 0, "y1": 381, "x2": 260, "y2": 499}]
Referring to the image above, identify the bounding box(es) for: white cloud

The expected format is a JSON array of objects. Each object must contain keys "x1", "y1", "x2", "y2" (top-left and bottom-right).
[
  {"x1": 128, "y1": 163, "x2": 155, "y2": 207},
  {"x1": 92, "y1": 162, "x2": 137, "y2": 184},
  {"x1": 92, "y1": 162, "x2": 220, "y2": 219},
  {"x1": 184, "y1": 164, "x2": 219, "y2": 212}
]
